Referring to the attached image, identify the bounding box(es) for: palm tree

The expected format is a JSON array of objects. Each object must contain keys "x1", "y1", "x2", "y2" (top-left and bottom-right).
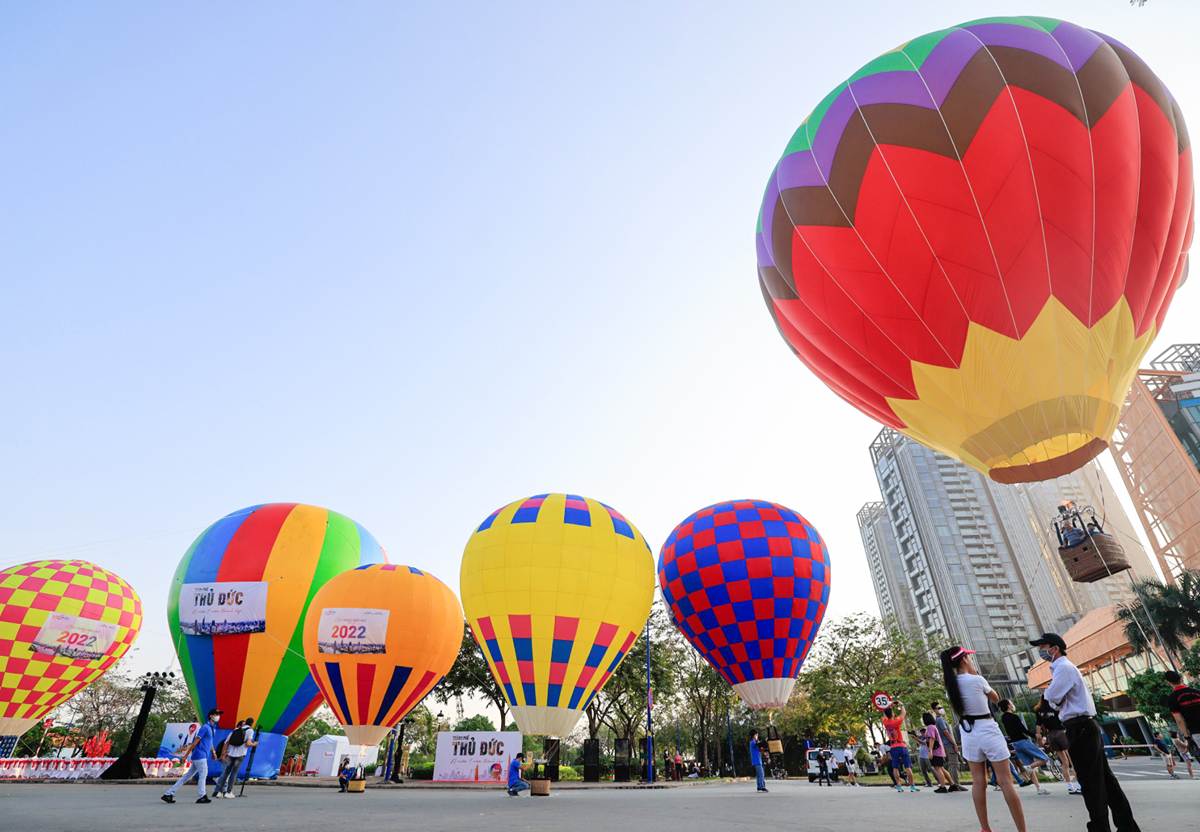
[{"x1": 1115, "y1": 569, "x2": 1200, "y2": 665}]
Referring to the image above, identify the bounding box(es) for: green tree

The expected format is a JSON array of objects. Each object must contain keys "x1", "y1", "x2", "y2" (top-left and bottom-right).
[
  {"x1": 795, "y1": 613, "x2": 941, "y2": 745},
  {"x1": 1179, "y1": 642, "x2": 1200, "y2": 681},
  {"x1": 1116, "y1": 569, "x2": 1200, "y2": 665},
  {"x1": 454, "y1": 714, "x2": 496, "y2": 732},
  {"x1": 594, "y1": 603, "x2": 680, "y2": 741},
  {"x1": 435, "y1": 623, "x2": 510, "y2": 731},
  {"x1": 673, "y1": 648, "x2": 730, "y2": 770},
  {"x1": 284, "y1": 713, "x2": 335, "y2": 760},
  {"x1": 1126, "y1": 669, "x2": 1173, "y2": 722}
]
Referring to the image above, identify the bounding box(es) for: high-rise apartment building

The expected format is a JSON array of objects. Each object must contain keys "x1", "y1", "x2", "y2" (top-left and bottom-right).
[
  {"x1": 861, "y1": 428, "x2": 1156, "y2": 682},
  {"x1": 857, "y1": 502, "x2": 919, "y2": 633},
  {"x1": 1110, "y1": 343, "x2": 1200, "y2": 581}
]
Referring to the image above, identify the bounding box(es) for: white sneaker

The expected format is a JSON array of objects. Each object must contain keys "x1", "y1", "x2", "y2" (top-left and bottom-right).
[{"x1": 1037, "y1": 787, "x2": 1050, "y2": 795}]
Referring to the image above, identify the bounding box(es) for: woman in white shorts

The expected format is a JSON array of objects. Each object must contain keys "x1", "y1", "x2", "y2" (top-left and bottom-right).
[{"x1": 941, "y1": 646, "x2": 1025, "y2": 832}]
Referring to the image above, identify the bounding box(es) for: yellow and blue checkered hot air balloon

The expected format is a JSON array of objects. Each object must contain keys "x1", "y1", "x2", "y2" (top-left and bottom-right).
[{"x1": 460, "y1": 494, "x2": 655, "y2": 737}]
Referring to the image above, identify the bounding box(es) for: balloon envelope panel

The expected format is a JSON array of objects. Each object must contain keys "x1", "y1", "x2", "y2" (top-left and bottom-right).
[
  {"x1": 303, "y1": 564, "x2": 463, "y2": 747},
  {"x1": 658, "y1": 500, "x2": 830, "y2": 709},
  {"x1": 0, "y1": 559, "x2": 142, "y2": 737},
  {"x1": 757, "y1": 17, "x2": 1193, "y2": 483},
  {"x1": 167, "y1": 503, "x2": 386, "y2": 746},
  {"x1": 460, "y1": 494, "x2": 655, "y2": 737}
]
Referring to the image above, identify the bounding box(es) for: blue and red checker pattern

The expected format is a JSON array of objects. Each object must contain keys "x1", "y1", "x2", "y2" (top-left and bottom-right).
[{"x1": 657, "y1": 499, "x2": 830, "y2": 687}]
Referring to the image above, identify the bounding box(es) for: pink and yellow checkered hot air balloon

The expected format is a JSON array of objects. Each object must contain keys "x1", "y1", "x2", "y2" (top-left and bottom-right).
[{"x1": 0, "y1": 560, "x2": 143, "y2": 749}]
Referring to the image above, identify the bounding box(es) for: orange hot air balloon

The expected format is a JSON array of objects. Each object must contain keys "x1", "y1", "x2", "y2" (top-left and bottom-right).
[{"x1": 303, "y1": 564, "x2": 462, "y2": 747}]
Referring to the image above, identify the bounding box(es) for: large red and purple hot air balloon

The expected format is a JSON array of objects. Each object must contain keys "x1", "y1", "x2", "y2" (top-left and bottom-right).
[
  {"x1": 658, "y1": 500, "x2": 830, "y2": 710},
  {"x1": 757, "y1": 17, "x2": 1193, "y2": 483}
]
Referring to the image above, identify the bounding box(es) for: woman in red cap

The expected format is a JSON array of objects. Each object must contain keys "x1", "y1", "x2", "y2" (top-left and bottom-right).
[{"x1": 941, "y1": 647, "x2": 1025, "y2": 832}]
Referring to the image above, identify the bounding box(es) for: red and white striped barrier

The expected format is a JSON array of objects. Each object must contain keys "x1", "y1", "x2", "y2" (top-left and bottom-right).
[{"x1": 0, "y1": 757, "x2": 182, "y2": 779}]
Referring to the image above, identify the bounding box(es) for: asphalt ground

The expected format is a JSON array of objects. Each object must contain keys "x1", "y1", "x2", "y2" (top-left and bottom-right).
[{"x1": 2, "y1": 757, "x2": 1194, "y2": 832}]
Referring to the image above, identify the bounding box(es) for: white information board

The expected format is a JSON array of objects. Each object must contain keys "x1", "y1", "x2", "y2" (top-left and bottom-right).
[
  {"x1": 317, "y1": 607, "x2": 389, "y2": 654},
  {"x1": 433, "y1": 731, "x2": 522, "y2": 783},
  {"x1": 31, "y1": 612, "x2": 119, "y2": 661},
  {"x1": 178, "y1": 582, "x2": 268, "y2": 635}
]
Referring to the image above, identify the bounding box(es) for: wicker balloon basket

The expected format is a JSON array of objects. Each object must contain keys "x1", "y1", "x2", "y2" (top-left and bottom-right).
[{"x1": 530, "y1": 778, "x2": 551, "y2": 796}]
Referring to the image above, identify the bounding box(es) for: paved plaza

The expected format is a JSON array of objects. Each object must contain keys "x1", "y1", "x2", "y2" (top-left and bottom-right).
[{"x1": 3, "y1": 759, "x2": 1196, "y2": 832}]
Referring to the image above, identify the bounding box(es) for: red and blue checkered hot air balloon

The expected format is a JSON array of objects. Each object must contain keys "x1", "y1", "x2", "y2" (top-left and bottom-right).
[{"x1": 658, "y1": 500, "x2": 830, "y2": 709}]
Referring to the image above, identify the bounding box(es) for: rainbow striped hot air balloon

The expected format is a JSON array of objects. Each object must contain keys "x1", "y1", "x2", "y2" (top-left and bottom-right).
[
  {"x1": 303, "y1": 564, "x2": 462, "y2": 747},
  {"x1": 460, "y1": 494, "x2": 655, "y2": 737},
  {"x1": 168, "y1": 503, "x2": 386, "y2": 777},
  {"x1": 0, "y1": 560, "x2": 142, "y2": 747}
]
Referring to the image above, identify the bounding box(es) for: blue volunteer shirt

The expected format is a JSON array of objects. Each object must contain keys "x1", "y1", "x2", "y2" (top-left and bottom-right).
[
  {"x1": 192, "y1": 723, "x2": 215, "y2": 761},
  {"x1": 508, "y1": 758, "x2": 523, "y2": 787},
  {"x1": 749, "y1": 739, "x2": 761, "y2": 766}
]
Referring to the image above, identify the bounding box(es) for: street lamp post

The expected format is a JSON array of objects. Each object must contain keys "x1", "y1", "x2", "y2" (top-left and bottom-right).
[
  {"x1": 644, "y1": 626, "x2": 653, "y2": 782},
  {"x1": 100, "y1": 672, "x2": 176, "y2": 780}
]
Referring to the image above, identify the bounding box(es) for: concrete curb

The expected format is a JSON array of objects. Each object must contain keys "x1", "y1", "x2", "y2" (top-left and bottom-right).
[{"x1": 4, "y1": 775, "x2": 753, "y2": 791}]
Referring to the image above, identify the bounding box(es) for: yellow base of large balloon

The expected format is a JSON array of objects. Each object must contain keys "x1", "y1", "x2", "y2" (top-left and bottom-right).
[
  {"x1": 887, "y1": 296, "x2": 1155, "y2": 482},
  {"x1": 510, "y1": 705, "x2": 584, "y2": 738}
]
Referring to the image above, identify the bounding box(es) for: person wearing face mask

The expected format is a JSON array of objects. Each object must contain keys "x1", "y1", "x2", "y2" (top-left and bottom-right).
[
  {"x1": 931, "y1": 701, "x2": 963, "y2": 792},
  {"x1": 1032, "y1": 633, "x2": 1140, "y2": 832},
  {"x1": 161, "y1": 708, "x2": 222, "y2": 804}
]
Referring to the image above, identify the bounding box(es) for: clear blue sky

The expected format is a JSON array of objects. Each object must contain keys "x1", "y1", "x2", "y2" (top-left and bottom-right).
[{"x1": 1, "y1": 0, "x2": 1197, "y2": 677}]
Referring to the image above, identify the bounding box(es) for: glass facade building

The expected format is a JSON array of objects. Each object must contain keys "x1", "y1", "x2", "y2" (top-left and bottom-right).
[
  {"x1": 860, "y1": 428, "x2": 1155, "y2": 683},
  {"x1": 1110, "y1": 344, "x2": 1200, "y2": 581}
]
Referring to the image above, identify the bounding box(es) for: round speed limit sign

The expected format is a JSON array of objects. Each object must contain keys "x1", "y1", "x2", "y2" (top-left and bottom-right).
[{"x1": 871, "y1": 691, "x2": 893, "y2": 711}]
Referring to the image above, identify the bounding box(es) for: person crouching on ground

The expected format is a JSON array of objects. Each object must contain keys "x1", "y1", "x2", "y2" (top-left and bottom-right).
[
  {"x1": 508, "y1": 752, "x2": 531, "y2": 796},
  {"x1": 337, "y1": 757, "x2": 352, "y2": 792},
  {"x1": 941, "y1": 646, "x2": 1026, "y2": 832}
]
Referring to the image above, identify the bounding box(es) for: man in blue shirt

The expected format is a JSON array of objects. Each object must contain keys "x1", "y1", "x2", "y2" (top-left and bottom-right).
[
  {"x1": 161, "y1": 708, "x2": 222, "y2": 804},
  {"x1": 750, "y1": 730, "x2": 767, "y2": 793},
  {"x1": 507, "y1": 752, "x2": 530, "y2": 797}
]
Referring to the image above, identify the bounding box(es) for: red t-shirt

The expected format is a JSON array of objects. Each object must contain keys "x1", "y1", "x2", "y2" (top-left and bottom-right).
[{"x1": 883, "y1": 716, "x2": 905, "y2": 747}]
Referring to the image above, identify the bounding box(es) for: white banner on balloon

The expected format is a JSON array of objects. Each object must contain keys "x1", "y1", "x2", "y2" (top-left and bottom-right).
[
  {"x1": 433, "y1": 731, "x2": 522, "y2": 783},
  {"x1": 178, "y1": 582, "x2": 268, "y2": 635},
  {"x1": 316, "y1": 608, "x2": 389, "y2": 654},
  {"x1": 31, "y1": 613, "x2": 119, "y2": 661}
]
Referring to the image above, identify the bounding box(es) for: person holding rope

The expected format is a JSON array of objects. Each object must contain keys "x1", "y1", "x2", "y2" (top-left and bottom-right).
[
  {"x1": 1031, "y1": 632, "x2": 1140, "y2": 832},
  {"x1": 940, "y1": 646, "x2": 1025, "y2": 832}
]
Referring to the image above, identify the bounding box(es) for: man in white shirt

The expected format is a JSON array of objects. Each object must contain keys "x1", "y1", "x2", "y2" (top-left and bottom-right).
[
  {"x1": 215, "y1": 717, "x2": 259, "y2": 798},
  {"x1": 1032, "y1": 633, "x2": 1140, "y2": 832}
]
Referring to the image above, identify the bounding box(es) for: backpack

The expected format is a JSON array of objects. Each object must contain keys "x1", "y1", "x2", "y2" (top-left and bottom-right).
[{"x1": 229, "y1": 726, "x2": 247, "y2": 747}]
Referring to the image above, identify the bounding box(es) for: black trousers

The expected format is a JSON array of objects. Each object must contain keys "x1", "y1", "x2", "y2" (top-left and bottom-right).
[{"x1": 1066, "y1": 718, "x2": 1140, "y2": 832}]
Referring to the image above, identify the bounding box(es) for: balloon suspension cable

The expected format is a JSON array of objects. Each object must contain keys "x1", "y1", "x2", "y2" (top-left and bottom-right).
[{"x1": 1088, "y1": 466, "x2": 1177, "y2": 672}]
